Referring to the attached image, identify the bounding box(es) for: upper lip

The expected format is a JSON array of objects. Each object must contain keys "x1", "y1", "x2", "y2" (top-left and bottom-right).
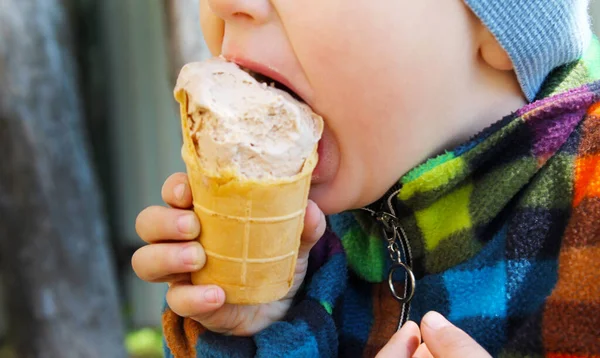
[{"x1": 223, "y1": 55, "x2": 307, "y2": 103}]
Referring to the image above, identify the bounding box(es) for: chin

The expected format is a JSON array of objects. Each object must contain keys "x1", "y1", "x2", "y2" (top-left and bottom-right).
[{"x1": 309, "y1": 182, "x2": 357, "y2": 216}]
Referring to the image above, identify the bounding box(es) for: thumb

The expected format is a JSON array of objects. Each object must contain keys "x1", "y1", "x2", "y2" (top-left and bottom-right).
[
  {"x1": 376, "y1": 321, "x2": 421, "y2": 358},
  {"x1": 284, "y1": 200, "x2": 326, "y2": 299},
  {"x1": 420, "y1": 312, "x2": 491, "y2": 358},
  {"x1": 298, "y1": 200, "x2": 326, "y2": 259}
]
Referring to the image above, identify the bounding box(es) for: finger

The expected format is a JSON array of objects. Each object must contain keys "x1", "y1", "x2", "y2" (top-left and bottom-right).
[
  {"x1": 136, "y1": 206, "x2": 200, "y2": 243},
  {"x1": 161, "y1": 172, "x2": 193, "y2": 209},
  {"x1": 132, "y1": 242, "x2": 205, "y2": 282},
  {"x1": 155, "y1": 273, "x2": 191, "y2": 284},
  {"x1": 166, "y1": 283, "x2": 225, "y2": 318},
  {"x1": 286, "y1": 200, "x2": 326, "y2": 296},
  {"x1": 420, "y1": 312, "x2": 491, "y2": 358},
  {"x1": 376, "y1": 321, "x2": 421, "y2": 358},
  {"x1": 298, "y1": 200, "x2": 326, "y2": 259},
  {"x1": 413, "y1": 343, "x2": 434, "y2": 358}
]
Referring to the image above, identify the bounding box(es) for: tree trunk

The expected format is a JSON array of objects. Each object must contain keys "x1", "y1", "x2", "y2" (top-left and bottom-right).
[{"x1": 0, "y1": 0, "x2": 126, "y2": 357}]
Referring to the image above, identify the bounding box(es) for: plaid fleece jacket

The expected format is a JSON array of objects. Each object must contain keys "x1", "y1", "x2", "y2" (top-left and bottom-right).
[{"x1": 162, "y1": 39, "x2": 600, "y2": 358}]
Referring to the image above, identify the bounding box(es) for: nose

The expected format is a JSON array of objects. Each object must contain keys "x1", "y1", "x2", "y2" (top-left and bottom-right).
[{"x1": 207, "y1": 0, "x2": 271, "y2": 24}]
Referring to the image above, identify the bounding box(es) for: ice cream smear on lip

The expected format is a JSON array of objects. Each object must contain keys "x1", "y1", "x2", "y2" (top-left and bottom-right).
[{"x1": 175, "y1": 57, "x2": 323, "y2": 179}]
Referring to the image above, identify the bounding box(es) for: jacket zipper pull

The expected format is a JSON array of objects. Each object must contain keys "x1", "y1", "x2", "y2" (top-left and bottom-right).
[
  {"x1": 373, "y1": 211, "x2": 416, "y2": 304},
  {"x1": 360, "y1": 206, "x2": 416, "y2": 329}
]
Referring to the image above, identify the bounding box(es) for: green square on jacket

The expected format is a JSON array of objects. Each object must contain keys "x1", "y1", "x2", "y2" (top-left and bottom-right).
[{"x1": 414, "y1": 182, "x2": 474, "y2": 251}]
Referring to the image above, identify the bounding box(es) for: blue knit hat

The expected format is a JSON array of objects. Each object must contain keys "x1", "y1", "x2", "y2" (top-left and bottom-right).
[{"x1": 464, "y1": 0, "x2": 593, "y2": 101}]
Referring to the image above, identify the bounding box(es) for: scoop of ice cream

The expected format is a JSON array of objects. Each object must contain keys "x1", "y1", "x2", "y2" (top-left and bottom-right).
[{"x1": 174, "y1": 57, "x2": 323, "y2": 179}]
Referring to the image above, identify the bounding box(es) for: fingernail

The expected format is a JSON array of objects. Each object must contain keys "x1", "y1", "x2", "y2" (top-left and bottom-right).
[
  {"x1": 177, "y1": 214, "x2": 198, "y2": 236},
  {"x1": 174, "y1": 183, "x2": 186, "y2": 201},
  {"x1": 424, "y1": 311, "x2": 450, "y2": 330},
  {"x1": 180, "y1": 245, "x2": 201, "y2": 266},
  {"x1": 204, "y1": 288, "x2": 221, "y2": 304}
]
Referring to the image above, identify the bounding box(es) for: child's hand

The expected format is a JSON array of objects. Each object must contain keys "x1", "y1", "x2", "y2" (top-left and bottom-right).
[
  {"x1": 132, "y1": 173, "x2": 326, "y2": 336},
  {"x1": 376, "y1": 312, "x2": 491, "y2": 358}
]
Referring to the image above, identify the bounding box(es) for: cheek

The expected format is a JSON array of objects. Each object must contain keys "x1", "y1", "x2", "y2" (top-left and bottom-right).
[
  {"x1": 200, "y1": 0, "x2": 225, "y2": 56},
  {"x1": 279, "y1": 0, "x2": 476, "y2": 209},
  {"x1": 282, "y1": 1, "x2": 441, "y2": 143},
  {"x1": 279, "y1": 0, "x2": 476, "y2": 117},
  {"x1": 278, "y1": 2, "x2": 424, "y2": 209}
]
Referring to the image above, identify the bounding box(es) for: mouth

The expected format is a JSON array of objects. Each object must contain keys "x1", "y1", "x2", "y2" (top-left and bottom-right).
[
  {"x1": 240, "y1": 67, "x2": 305, "y2": 103},
  {"x1": 226, "y1": 56, "x2": 306, "y2": 103},
  {"x1": 242, "y1": 65, "x2": 326, "y2": 183},
  {"x1": 227, "y1": 58, "x2": 331, "y2": 184}
]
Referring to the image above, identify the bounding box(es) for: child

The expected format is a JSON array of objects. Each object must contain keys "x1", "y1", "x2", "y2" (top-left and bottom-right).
[{"x1": 133, "y1": 0, "x2": 600, "y2": 356}]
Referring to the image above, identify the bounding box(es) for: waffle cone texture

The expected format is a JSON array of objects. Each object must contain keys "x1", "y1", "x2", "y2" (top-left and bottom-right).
[{"x1": 175, "y1": 89, "x2": 322, "y2": 304}]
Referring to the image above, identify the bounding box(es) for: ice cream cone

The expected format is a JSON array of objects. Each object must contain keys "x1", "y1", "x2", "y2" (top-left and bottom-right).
[{"x1": 175, "y1": 89, "x2": 322, "y2": 305}]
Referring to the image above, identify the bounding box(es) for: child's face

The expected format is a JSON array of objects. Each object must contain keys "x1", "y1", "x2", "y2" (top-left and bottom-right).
[{"x1": 201, "y1": 0, "x2": 483, "y2": 214}]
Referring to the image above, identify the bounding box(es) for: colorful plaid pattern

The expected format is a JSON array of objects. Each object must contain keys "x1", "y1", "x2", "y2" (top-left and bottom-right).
[{"x1": 162, "y1": 40, "x2": 600, "y2": 358}]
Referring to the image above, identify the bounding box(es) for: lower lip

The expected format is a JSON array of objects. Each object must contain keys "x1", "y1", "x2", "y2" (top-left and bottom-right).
[
  {"x1": 311, "y1": 141, "x2": 324, "y2": 182},
  {"x1": 311, "y1": 126, "x2": 336, "y2": 185}
]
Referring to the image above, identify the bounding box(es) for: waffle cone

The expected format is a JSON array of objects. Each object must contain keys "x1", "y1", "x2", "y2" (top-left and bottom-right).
[{"x1": 175, "y1": 89, "x2": 321, "y2": 305}]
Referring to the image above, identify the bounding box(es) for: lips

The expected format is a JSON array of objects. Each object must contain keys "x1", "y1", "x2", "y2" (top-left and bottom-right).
[
  {"x1": 225, "y1": 56, "x2": 309, "y2": 104},
  {"x1": 311, "y1": 125, "x2": 338, "y2": 185},
  {"x1": 311, "y1": 140, "x2": 325, "y2": 182},
  {"x1": 224, "y1": 55, "x2": 335, "y2": 185}
]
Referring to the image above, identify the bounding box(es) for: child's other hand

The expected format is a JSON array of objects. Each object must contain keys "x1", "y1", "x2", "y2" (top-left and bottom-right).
[
  {"x1": 132, "y1": 173, "x2": 326, "y2": 336},
  {"x1": 376, "y1": 312, "x2": 491, "y2": 358}
]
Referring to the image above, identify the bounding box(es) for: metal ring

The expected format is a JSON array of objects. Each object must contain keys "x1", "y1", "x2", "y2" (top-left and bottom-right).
[
  {"x1": 388, "y1": 242, "x2": 401, "y2": 262},
  {"x1": 376, "y1": 212, "x2": 398, "y2": 233},
  {"x1": 388, "y1": 262, "x2": 416, "y2": 304}
]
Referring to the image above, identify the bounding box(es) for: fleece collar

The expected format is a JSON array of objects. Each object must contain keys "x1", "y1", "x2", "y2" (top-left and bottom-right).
[{"x1": 330, "y1": 37, "x2": 600, "y2": 282}]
